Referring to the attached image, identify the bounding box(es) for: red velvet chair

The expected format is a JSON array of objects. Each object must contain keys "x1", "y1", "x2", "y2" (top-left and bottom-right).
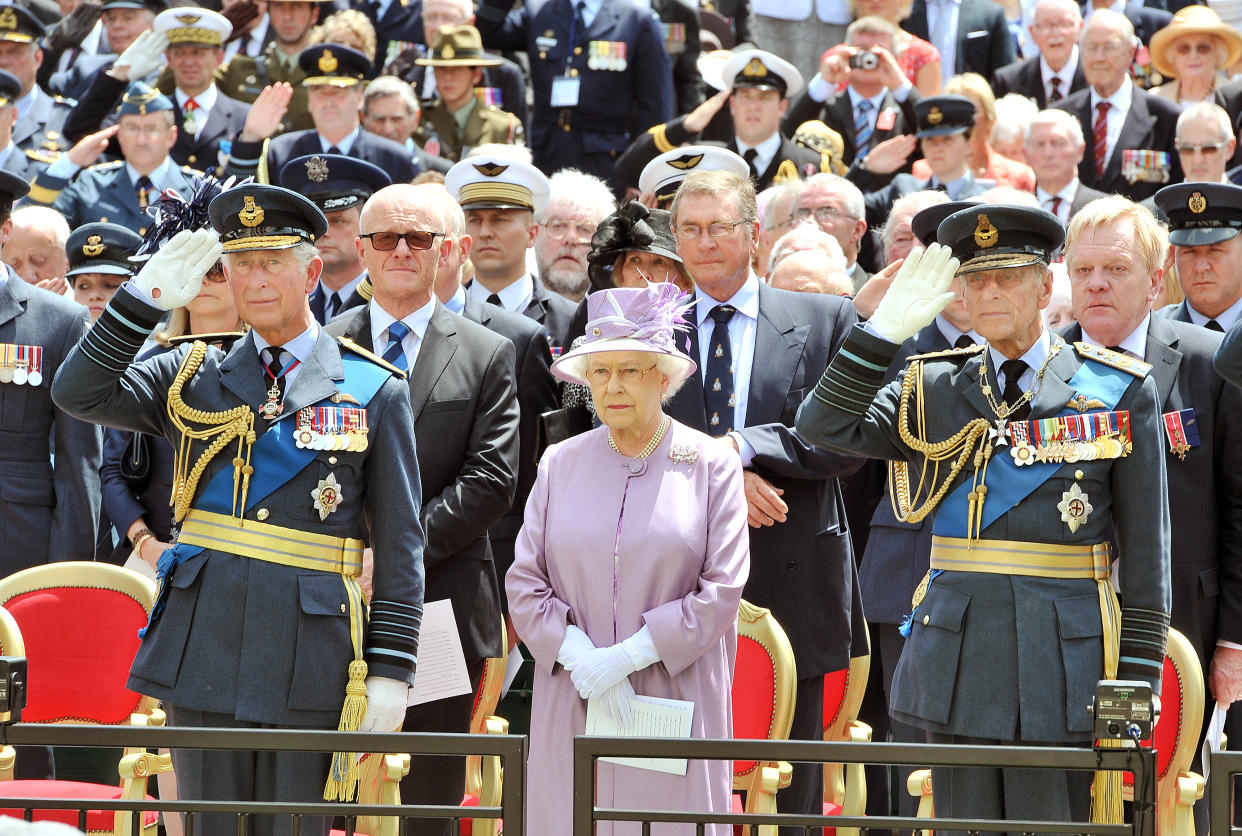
[
  {"x1": 822, "y1": 632, "x2": 872, "y2": 836},
  {"x1": 0, "y1": 562, "x2": 166, "y2": 836},
  {"x1": 731, "y1": 599, "x2": 797, "y2": 836}
]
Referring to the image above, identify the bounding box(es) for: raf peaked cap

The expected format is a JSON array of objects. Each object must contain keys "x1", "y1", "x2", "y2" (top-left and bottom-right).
[
  {"x1": 66, "y1": 223, "x2": 144, "y2": 277},
  {"x1": 0, "y1": 5, "x2": 44, "y2": 43},
  {"x1": 938, "y1": 204, "x2": 1065, "y2": 274},
  {"x1": 279, "y1": 154, "x2": 392, "y2": 214},
  {"x1": 1155, "y1": 182, "x2": 1242, "y2": 246},
  {"x1": 915, "y1": 95, "x2": 976, "y2": 138},
  {"x1": 0, "y1": 169, "x2": 28, "y2": 205},
  {"x1": 722, "y1": 49, "x2": 803, "y2": 98},
  {"x1": 0, "y1": 69, "x2": 21, "y2": 109},
  {"x1": 300, "y1": 43, "x2": 372, "y2": 87},
  {"x1": 209, "y1": 184, "x2": 328, "y2": 253},
  {"x1": 911, "y1": 200, "x2": 980, "y2": 247},
  {"x1": 119, "y1": 81, "x2": 174, "y2": 117},
  {"x1": 638, "y1": 144, "x2": 751, "y2": 205},
  {"x1": 445, "y1": 155, "x2": 550, "y2": 213}
]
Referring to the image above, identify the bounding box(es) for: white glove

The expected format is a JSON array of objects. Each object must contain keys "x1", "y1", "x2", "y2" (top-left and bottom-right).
[
  {"x1": 115, "y1": 30, "x2": 169, "y2": 80},
  {"x1": 866, "y1": 242, "x2": 960, "y2": 344},
  {"x1": 358, "y1": 675, "x2": 408, "y2": 732},
  {"x1": 596, "y1": 677, "x2": 636, "y2": 729},
  {"x1": 557, "y1": 624, "x2": 595, "y2": 670},
  {"x1": 131, "y1": 229, "x2": 223, "y2": 311},
  {"x1": 571, "y1": 645, "x2": 637, "y2": 700},
  {"x1": 618, "y1": 625, "x2": 661, "y2": 672}
]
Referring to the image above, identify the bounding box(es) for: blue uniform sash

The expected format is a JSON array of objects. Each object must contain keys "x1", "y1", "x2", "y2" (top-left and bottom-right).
[
  {"x1": 931, "y1": 354, "x2": 1136, "y2": 538},
  {"x1": 142, "y1": 348, "x2": 393, "y2": 635}
]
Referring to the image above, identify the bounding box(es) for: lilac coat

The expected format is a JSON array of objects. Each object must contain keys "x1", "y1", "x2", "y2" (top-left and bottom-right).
[{"x1": 507, "y1": 419, "x2": 750, "y2": 835}]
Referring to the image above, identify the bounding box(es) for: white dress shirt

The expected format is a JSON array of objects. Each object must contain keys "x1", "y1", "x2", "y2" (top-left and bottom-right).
[
  {"x1": 735, "y1": 131, "x2": 783, "y2": 179},
  {"x1": 1040, "y1": 47, "x2": 1079, "y2": 102},
  {"x1": 1036, "y1": 177, "x2": 1080, "y2": 225},
  {"x1": 1090, "y1": 76, "x2": 1134, "y2": 171},
  {"x1": 468, "y1": 273, "x2": 534, "y2": 314},
  {"x1": 1080, "y1": 313, "x2": 1150, "y2": 357},
  {"x1": 319, "y1": 126, "x2": 362, "y2": 154},
  {"x1": 988, "y1": 327, "x2": 1052, "y2": 394},
  {"x1": 1186, "y1": 294, "x2": 1242, "y2": 332},
  {"x1": 370, "y1": 296, "x2": 436, "y2": 369},
  {"x1": 175, "y1": 85, "x2": 219, "y2": 141}
]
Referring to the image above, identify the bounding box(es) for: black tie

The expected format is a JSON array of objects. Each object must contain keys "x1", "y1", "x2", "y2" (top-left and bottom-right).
[
  {"x1": 324, "y1": 291, "x2": 341, "y2": 322},
  {"x1": 999, "y1": 359, "x2": 1030, "y2": 421},
  {"x1": 261, "y1": 346, "x2": 290, "y2": 414},
  {"x1": 136, "y1": 175, "x2": 153, "y2": 209},
  {"x1": 742, "y1": 147, "x2": 759, "y2": 180},
  {"x1": 487, "y1": 293, "x2": 503, "y2": 307},
  {"x1": 1048, "y1": 77, "x2": 1063, "y2": 103},
  {"x1": 954, "y1": 334, "x2": 974, "y2": 349},
  {"x1": 704, "y1": 305, "x2": 736, "y2": 436},
  {"x1": 327, "y1": 145, "x2": 342, "y2": 155},
  {"x1": 1207, "y1": 319, "x2": 1225, "y2": 332}
]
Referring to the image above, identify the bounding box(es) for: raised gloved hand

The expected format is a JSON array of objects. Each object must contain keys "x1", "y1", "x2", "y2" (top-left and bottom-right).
[
  {"x1": 131, "y1": 229, "x2": 224, "y2": 311},
  {"x1": 113, "y1": 30, "x2": 170, "y2": 81},
  {"x1": 557, "y1": 624, "x2": 595, "y2": 670},
  {"x1": 596, "y1": 677, "x2": 635, "y2": 729},
  {"x1": 866, "y1": 242, "x2": 960, "y2": 344},
  {"x1": 358, "y1": 675, "x2": 408, "y2": 732},
  {"x1": 570, "y1": 627, "x2": 662, "y2": 700}
]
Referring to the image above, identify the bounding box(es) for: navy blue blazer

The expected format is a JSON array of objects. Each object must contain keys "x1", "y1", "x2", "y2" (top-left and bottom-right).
[{"x1": 226, "y1": 127, "x2": 420, "y2": 183}]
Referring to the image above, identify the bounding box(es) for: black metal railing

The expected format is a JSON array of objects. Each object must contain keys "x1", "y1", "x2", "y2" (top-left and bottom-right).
[
  {"x1": 0, "y1": 723, "x2": 527, "y2": 835},
  {"x1": 572, "y1": 737, "x2": 1157, "y2": 835},
  {"x1": 1208, "y1": 749, "x2": 1242, "y2": 836}
]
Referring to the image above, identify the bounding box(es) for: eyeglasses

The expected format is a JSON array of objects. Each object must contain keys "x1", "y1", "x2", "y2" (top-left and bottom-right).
[
  {"x1": 1177, "y1": 140, "x2": 1229, "y2": 156},
  {"x1": 359, "y1": 230, "x2": 445, "y2": 251},
  {"x1": 585, "y1": 363, "x2": 659, "y2": 385},
  {"x1": 674, "y1": 220, "x2": 748, "y2": 240},
  {"x1": 793, "y1": 206, "x2": 859, "y2": 225},
  {"x1": 542, "y1": 218, "x2": 598, "y2": 241},
  {"x1": 1175, "y1": 40, "x2": 1217, "y2": 56},
  {"x1": 118, "y1": 122, "x2": 172, "y2": 137}
]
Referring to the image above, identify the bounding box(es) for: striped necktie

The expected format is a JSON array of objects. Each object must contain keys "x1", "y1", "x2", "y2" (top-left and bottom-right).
[
  {"x1": 382, "y1": 321, "x2": 410, "y2": 371},
  {"x1": 855, "y1": 98, "x2": 874, "y2": 153},
  {"x1": 1093, "y1": 101, "x2": 1110, "y2": 180}
]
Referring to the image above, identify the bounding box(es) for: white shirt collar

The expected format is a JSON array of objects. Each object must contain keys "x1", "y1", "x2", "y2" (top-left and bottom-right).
[
  {"x1": 176, "y1": 85, "x2": 218, "y2": 111},
  {"x1": 1091, "y1": 75, "x2": 1133, "y2": 113},
  {"x1": 1036, "y1": 176, "x2": 1079, "y2": 205},
  {"x1": 695, "y1": 272, "x2": 761, "y2": 325},
  {"x1": 1188, "y1": 293, "x2": 1242, "y2": 331},
  {"x1": 847, "y1": 85, "x2": 887, "y2": 111},
  {"x1": 319, "y1": 125, "x2": 362, "y2": 154},
  {"x1": 1040, "y1": 46, "x2": 1079, "y2": 85},
  {"x1": 736, "y1": 131, "x2": 783, "y2": 174},
  {"x1": 468, "y1": 273, "x2": 534, "y2": 313},
  {"x1": 935, "y1": 315, "x2": 980, "y2": 347},
  {"x1": 252, "y1": 322, "x2": 319, "y2": 365},
  {"x1": 445, "y1": 285, "x2": 466, "y2": 314},
  {"x1": 1081, "y1": 312, "x2": 1150, "y2": 357},
  {"x1": 126, "y1": 157, "x2": 173, "y2": 190},
  {"x1": 370, "y1": 295, "x2": 436, "y2": 353},
  {"x1": 987, "y1": 327, "x2": 1052, "y2": 388}
]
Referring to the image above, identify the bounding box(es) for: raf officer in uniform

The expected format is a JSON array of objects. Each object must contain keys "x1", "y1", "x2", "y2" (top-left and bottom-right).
[
  {"x1": 0, "y1": 4, "x2": 75, "y2": 167},
  {"x1": 414, "y1": 26, "x2": 523, "y2": 163},
  {"x1": 0, "y1": 68, "x2": 53, "y2": 182},
  {"x1": 797, "y1": 207, "x2": 1171, "y2": 829},
  {"x1": 51, "y1": 184, "x2": 424, "y2": 836},
  {"x1": 226, "y1": 44, "x2": 418, "y2": 184},
  {"x1": 474, "y1": 0, "x2": 674, "y2": 189},
  {"x1": 25, "y1": 82, "x2": 199, "y2": 235}
]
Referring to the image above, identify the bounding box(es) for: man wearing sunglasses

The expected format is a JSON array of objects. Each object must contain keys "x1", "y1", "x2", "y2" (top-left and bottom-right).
[
  {"x1": 325, "y1": 181, "x2": 518, "y2": 836},
  {"x1": 1170, "y1": 102, "x2": 1238, "y2": 186}
]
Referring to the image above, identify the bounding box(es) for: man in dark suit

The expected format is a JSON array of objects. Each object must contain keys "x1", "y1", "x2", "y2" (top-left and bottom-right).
[
  {"x1": 445, "y1": 154, "x2": 576, "y2": 350},
  {"x1": 992, "y1": 0, "x2": 1086, "y2": 107},
  {"x1": 62, "y1": 7, "x2": 251, "y2": 173},
  {"x1": 782, "y1": 19, "x2": 921, "y2": 173},
  {"x1": 1067, "y1": 187, "x2": 1242, "y2": 718},
  {"x1": 1054, "y1": 9, "x2": 1181, "y2": 200},
  {"x1": 326, "y1": 182, "x2": 517, "y2": 836},
  {"x1": 1026, "y1": 108, "x2": 1107, "y2": 224},
  {"x1": 665, "y1": 168, "x2": 865, "y2": 828},
  {"x1": 1082, "y1": 0, "x2": 1170, "y2": 46},
  {"x1": 901, "y1": 0, "x2": 1015, "y2": 84},
  {"x1": 226, "y1": 43, "x2": 419, "y2": 183}
]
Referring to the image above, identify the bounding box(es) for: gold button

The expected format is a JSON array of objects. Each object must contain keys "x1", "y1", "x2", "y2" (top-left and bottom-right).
[
  {"x1": 574, "y1": 46, "x2": 582, "y2": 55},
  {"x1": 563, "y1": 124, "x2": 571, "y2": 132},
  {"x1": 922, "y1": 615, "x2": 930, "y2": 625},
  {"x1": 1075, "y1": 469, "x2": 1084, "y2": 480},
  {"x1": 188, "y1": 154, "x2": 197, "y2": 164},
  {"x1": 139, "y1": 227, "x2": 147, "y2": 235},
  {"x1": 100, "y1": 216, "x2": 107, "y2": 222},
  {"x1": 256, "y1": 508, "x2": 269, "y2": 521},
  {"x1": 329, "y1": 456, "x2": 338, "y2": 464},
  {"x1": 538, "y1": 51, "x2": 546, "y2": 60},
  {"x1": 569, "y1": 68, "x2": 579, "y2": 77}
]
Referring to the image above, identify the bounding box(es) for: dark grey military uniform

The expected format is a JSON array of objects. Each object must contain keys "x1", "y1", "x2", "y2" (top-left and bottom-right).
[{"x1": 26, "y1": 159, "x2": 200, "y2": 235}]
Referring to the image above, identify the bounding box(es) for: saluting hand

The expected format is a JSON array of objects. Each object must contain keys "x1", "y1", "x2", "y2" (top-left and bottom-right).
[
  {"x1": 240, "y1": 83, "x2": 294, "y2": 143},
  {"x1": 682, "y1": 89, "x2": 730, "y2": 135},
  {"x1": 133, "y1": 229, "x2": 224, "y2": 311},
  {"x1": 67, "y1": 124, "x2": 120, "y2": 169},
  {"x1": 866, "y1": 242, "x2": 959, "y2": 344}
]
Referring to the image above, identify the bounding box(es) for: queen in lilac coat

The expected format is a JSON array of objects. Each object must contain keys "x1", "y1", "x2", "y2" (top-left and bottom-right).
[{"x1": 506, "y1": 283, "x2": 750, "y2": 835}]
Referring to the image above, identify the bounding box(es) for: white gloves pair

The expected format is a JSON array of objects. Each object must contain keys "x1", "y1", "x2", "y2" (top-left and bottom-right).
[
  {"x1": 557, "y1": 625, "x2": 662, "y2": 729},
  {"x1": 132, "y1": 229, "x2": 223, "y2": 311},
  {"x1": 867, "y1": 243, "x2": 961, "y2": 344},
  {"x1": 115, "y1": 30, "x2": 170, "y2": 80},
  {"x1": 358, "y1": 675, "x2": 409, "y2": 732}
]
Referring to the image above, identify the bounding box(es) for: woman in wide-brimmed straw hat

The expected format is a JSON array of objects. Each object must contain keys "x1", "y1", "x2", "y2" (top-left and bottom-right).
[
  {"x1": 1150, "y1": 5, "x2": 1242, "y2": 105},
  {"x1": 507, "y1": 281, "x2": 749, "y2": 836}
]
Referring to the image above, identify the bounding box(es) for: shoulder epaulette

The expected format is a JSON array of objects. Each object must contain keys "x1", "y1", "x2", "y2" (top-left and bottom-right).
[
  {"x1": 86, "y1": 160, "x2": 124, "y2": 172},
  {"x1": 181, "y1": 165, "x2": 205, "y2": 176},
  {"x1": 907, "y1": 343, "x2": 986, "y2": 363},
  {"x1": 337, "y1": 335, "x2": 407, "y2": 379},
  {"x1": 25, "y1": 148, "x2": 57, "y2": 164},
  {"x1": 1073, "y1": 341, "x2": 1151, "y2": 377},
  {"x1": 52, "y1": 95, "x2": 76, "y2": 106}
]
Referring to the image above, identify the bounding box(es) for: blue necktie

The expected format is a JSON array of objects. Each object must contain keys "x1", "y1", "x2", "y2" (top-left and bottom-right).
[
  {"x1": 382, "y1": 321, "x2": 410, "y2": 371},
  {"x1": 703, "y1": 305, "x2": 736, "y2": 436},
  {"x1": 855, "y1": 98, "x2": 874, "y2": 153}
]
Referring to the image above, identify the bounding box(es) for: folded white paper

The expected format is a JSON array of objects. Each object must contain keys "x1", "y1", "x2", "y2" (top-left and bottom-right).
[
  {"x1": 407, "y1": 599, "x2": 472, "y2": 707},
  {"x1": 586, "y1": 695, "x2": 695, "y2": 775},
  {"x1": 1202, "y1": 703, "x2": 1227, "y2": 781}
]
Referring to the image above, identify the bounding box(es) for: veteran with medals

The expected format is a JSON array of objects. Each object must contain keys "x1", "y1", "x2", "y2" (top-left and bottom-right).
[
  {"x1": 796, "y1": 205, "x2": 1171, "y2": 830},
  {"x1": 52, "y1": 183, "x2": 424, "y2": 836}
]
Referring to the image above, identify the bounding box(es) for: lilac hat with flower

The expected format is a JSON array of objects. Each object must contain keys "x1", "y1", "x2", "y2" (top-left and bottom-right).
[{"x1": 551, "y1": 282, "x2": 697, "y2": 386}]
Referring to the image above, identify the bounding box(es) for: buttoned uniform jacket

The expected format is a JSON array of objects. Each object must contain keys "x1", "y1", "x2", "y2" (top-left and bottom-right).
[
  {"x1": 1062, "y1": 317, "x2": 1242, "y2": 668},
  {"x1": 900, "y1": 0, "x2": 1016, "y2": 80},
  {"x1": 474, "y1": 0, "x2": 674, "y2": 186},
  {"x1": 782, "y1": 85, "x2": 922, "y2": 172},
  {"x1": 0, "y1": 266, "x2": 101, "y2": 573},
  {"x1": 13, "y1": 86, "x2": 75, "y2": 164},
  {"x1": 214, "y1": 44, "x2": 315, "y2": 134},
  {"x1": 51, "y1": 286, "x2": 425, "y2": 726},
  {"x1": 663, "y1": 283, "x2": 867, "y2": 677},
  {"x1": 25, "y1": 160, "x2": 201, "y2": 236},
  {"x1": 419, "y1": 98, "x2": 524, "y2": 164},
  {"x1": 225, "y1": 127, "x2": 420, "y2": 184},
  {"x1": 326, "y1": 301, "x2": 517, "y2": 662},
  {"x1": 991, "y1": 55, "x2": 1088, "y2": 109},
  {"x1": 1053, "y1": 85, "x2": 1183, "y2": 201},
  {"x1": 395, "y1": 57, "x2": 530, "y2": 131},
  {"x1": 731, "y1": 134, "x2": 822, "y2": 191},
  {"x1": 652, "y1": 0, "x2": 705, "y2": 115},
  {"x1": 796, "y1": 326, "x2": 1172, "y2": 741}
]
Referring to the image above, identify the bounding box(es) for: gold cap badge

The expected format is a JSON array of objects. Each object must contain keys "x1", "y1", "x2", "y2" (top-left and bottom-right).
[
  {"x1": 668, "y1": 153, "x2": 704, "y2": 171},
  {"x1": 441, "y1": 43, "x2": 455, "y2": 59},
  {"x1": 0, "y1": 8, "x2": 16, "y2": 30},
  {"x1": 742, "y1": 57, "x2": 768, "y2": 77},
  {"x1": 1189, "y1": 191, "x2": 1207, "y2": 214},
  {"x1": 473, "y1": 162, "x2": 508, "y2": 177},
  {"x1": 927, "y1": 106, "x2": 943, "y2": 125},
  {"x1": 239, "y1": 195, "x2": 265, "y2": 228},
  {"x1": 318, "y1": 49, "x2": 338, "y2": 74},
  {"x1": 175, "y1": 13, "x2": 200, "y2": 24},
  {"x1": 306, "y1": 156, "x2": 330, "y2": 182},
  {"x1": 974, "y1": 214, "x2": 998, "y2": 248},
  {"x1": 82, "y1": 235, "x2": 105, "y2": 257}
]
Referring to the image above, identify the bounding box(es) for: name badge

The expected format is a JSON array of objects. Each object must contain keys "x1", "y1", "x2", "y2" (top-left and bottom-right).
[
  {"x1": 551, "y1": 76, "x2": 581, "y2": 107},
  {"x1": 875, "y1": 108, "x2": 897, "y2": 132}
]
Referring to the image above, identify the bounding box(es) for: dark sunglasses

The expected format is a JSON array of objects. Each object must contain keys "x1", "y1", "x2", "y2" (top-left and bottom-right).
[{"x1": 358, "y1": 231, "x2": 445, "y2": 251}]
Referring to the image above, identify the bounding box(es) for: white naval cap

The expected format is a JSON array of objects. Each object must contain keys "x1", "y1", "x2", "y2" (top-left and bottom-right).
[
  {"x1": 639, "y1": 144, "x2": 752, "y2": 205},
  {"x1": 445, "y1": 155, "x2": 551, "y2": 214},
  {"x1": 153, "y1": 7, "x2": 232, "y2": 48},
  {"x1": 721, "y1": 49, "x2": 804, "y2": 99}
]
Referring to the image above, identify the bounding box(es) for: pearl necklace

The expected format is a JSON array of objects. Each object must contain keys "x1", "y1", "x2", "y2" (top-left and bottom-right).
[{"x1": 609, "y1": 415, "x2": 671, "y2": 459}]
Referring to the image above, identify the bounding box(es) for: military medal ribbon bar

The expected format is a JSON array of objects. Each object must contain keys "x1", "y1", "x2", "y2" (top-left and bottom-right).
[
  {"x1": 295, "y1": 405, "x2": 370, "y2": 451},
  {"x1": 0, "y1": 343, "x2": 43, "y2": 386},
  {"x1": 1008, "y1": 410, "x2": 1133, "y2": 465}
]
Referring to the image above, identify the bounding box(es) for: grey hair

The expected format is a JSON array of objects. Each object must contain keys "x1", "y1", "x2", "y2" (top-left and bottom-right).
[
  {"x1": 10, "y1": 206, "x2": 69, "y2": 250},
  {"x1": 671, "y1": 170, "x2": 758, "y2": 230},
  {"x1": 292, "y1": 241, "x2": 321, "y2": 269},
  {"x1": 760, "y1": 182, "x2": 804, "y2": 230},
  {"x1": 799, "y1": 172, "x2": 865, "y2": 224},
  {"x1": 1025, "y1": 107, "x2": 1085, "y2": 147},
  {"x1": 363, "y1": 75, "x2": 419, "y2": 115},
  {"x1": 991, "y1": 94, "x2": 1040, "y2": 148},
  {"x1": 1082, "y1": 8, "x2": 1138, "y2": 48},
  {"x1": 558, "y1": 348, "x2": 696, "y2": 399},
  {"x1": 768, "y1": 225, "x2": 846, "y2": 271},
  {"x1": 880, "y1": 190, "x2": 949, "y2": 251},
  {"x1": 1177, "y1": 101, "x2": 1234, "y2": 143},
  {"x1": 537, "y1": 169, "x2": 616, "y2": 224}
]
